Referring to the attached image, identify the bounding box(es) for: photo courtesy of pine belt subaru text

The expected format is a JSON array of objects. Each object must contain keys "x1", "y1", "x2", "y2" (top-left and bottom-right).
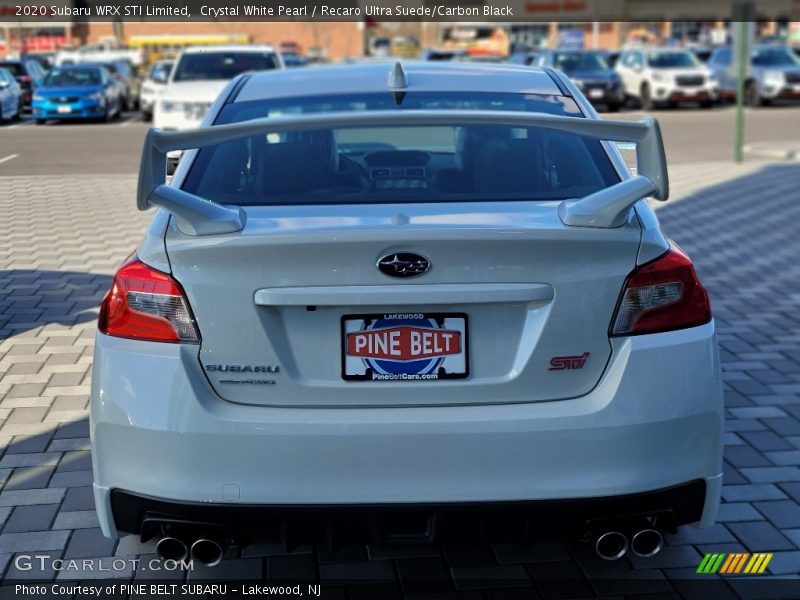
[{"x1": 90, "y1": 61, "x2": 723, "y2": 564}]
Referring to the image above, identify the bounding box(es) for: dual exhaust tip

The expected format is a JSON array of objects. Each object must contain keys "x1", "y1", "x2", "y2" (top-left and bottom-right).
[
  {"x1": 595, "y1": 528, "x2": 663, "y2": 561},
  {"x1": 156, "y1": 536, "x2": 224, "y2": 567},
  {"x1": 156, "y1": 527, "x2": 662, "y2": 565}
]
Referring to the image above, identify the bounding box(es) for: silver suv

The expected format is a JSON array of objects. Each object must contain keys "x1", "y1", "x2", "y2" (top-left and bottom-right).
[{"x1": 708, "y1": 45, "x2": 800, "y2": 106}]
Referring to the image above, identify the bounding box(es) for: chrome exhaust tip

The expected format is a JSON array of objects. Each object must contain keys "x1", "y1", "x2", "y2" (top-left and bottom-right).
[
  {"x1": 156, "y1": 536, "x2": 188, "y2": 561},
  {"x1": 190, "y1": 538, "x2": 224, "y2": 567},
  {"x1": 595, "y1": 531, "x2": 628, "y2": 561},
  {"x1": 630, "y1": 528, "x2": 664, "y2": 558}
]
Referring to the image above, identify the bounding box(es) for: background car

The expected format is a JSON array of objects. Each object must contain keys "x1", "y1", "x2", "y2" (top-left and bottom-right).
[
  {"x1": 532, "y1": 49, "x2": 625, "y2": 111},
  {"x1": 420, "y1": 48, "x2": 469, "y2": 61},
  {"x1": 154, "y1": 45, "x2": 283, "y2": 132},
  {"x1": 280, "y1": 53, "x2": 308, "y2": 68},
  {"x1": 0, "y1": 57, "x2": 46, "y2": 110},
  {"x1": 139, "y1": 60, "x2": 173, "y2": 121},
  {"x1": 80, "y1": 59, "x2": 139, "y2": 111},
  {"x1": 32, "y1": 64, "x2": 122, "y2": 124},
  {"x1": 55, "y1": 42, "x2": 146, "y2": 69},
  {"x1": 0, "y1": 67, "x2": 23, "y2": 123},
  {"x1": 708, "y1": 45, "x2": 800, "y2": 106},
  {"x1": 27, "y1": 52, "x2": 55, "y2": 72},
  {"x1": 616, "y1": 48, "x2": 719, "y2": 109}
]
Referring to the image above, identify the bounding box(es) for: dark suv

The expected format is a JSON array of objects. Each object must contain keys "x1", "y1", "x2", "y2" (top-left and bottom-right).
[
  {"x1": 532, "y1": 50, "x2": 625, "y2": 111},
  {"x1": 0, "y1": 58, "x2": 46, "y2": 109}
]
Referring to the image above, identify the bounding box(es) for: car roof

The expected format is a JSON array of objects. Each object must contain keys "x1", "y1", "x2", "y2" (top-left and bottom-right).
[
  {"x1": 181, "y1": 45, "x2": 276, "y2": 54},
  {"x1": 642, "y1": 48, "x2": 694, "y2": 54},
  {"x1": 541, "y1": 49, "x2": 603, "y2": 54},
  {"x1": 236, "y1": 61, "x2": 563, "y2": 103},
  {"x1": 54, "y1": 64, "x2": 106, "y2": 71}
]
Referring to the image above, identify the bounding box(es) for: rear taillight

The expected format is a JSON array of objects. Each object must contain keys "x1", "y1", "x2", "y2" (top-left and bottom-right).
[
  {"x1": 610, "y1": 244, "x2": 711, "y2": 336},
  {"x1": 98, "y1": 255, "x2": 200, "y2": 343}
]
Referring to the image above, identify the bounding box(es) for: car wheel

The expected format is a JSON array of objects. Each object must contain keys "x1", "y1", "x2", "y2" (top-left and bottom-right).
[
  {"x1": 640, "y1": 83, "x2": 654, "y2": 110},
  {"x1": 700, "y1": 99, "x2": 714, "y2": 109},
  {"x1": 606, "y1": 101, "x2": 621, "y2": 112},
  {"x1": 35, "y1": 118, "x2": 46, "y2": 125},
  {"x1": 142, "y1": 110, "x2": 152, "y2": 122},
  {"x1": 745, "y1": 80, "x2": 763, "y2": 107}
]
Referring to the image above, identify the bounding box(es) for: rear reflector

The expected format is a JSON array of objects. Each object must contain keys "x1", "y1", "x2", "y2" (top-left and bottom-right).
[
  {"x1": 98, "y1": 255, "x2": 200, "y2": 343},
  {"x1": 611, "y1": 244, "x2": 711, "y2": 336}
]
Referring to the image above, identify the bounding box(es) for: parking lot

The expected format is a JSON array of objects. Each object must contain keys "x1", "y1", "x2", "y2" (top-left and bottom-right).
[
  {"x1": 2, "y1": 104, "x2": 800, "y2": 176},
  {"x1": 1, "y1": 103, "x2": 800, "y2": 596}
]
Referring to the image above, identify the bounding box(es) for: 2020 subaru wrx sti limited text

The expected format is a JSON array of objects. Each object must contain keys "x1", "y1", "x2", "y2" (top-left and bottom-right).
[{"x1": 91, "y1": 62, "x2": 723, "y2": 563}]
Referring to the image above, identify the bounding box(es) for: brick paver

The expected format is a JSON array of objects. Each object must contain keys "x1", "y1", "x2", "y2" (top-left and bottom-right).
[{"x1": 1, "y1": 162, "x2": 800, "y2": 594}]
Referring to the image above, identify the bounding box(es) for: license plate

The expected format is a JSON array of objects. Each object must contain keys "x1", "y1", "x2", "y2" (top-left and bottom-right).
[
  {"x1": 57, "y1": 105, "x2": 72, "y2": 114},
  {"x1": 342, "y1": 312, "x2": 468, "y2": 381},
  {"x1": 589, "y1": 89, "x2": 604, "y2": 99},
  {"x1": 793, "y1": 85, "x2": 800, "y2": 92}
]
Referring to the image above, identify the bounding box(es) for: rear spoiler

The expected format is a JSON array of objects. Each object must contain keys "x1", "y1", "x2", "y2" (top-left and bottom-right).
[{"x1": 138, "y1": 110, "x2": 668, "y2": 235}]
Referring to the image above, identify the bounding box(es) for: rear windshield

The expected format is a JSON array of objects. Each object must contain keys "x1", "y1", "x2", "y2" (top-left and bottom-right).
[
  {"x1": 647, "y1": 52, "x2": 699, "y2": 68},
  {"x1": 183, "y1": 92, "x2": 619, "y2": 206},
  {"x1": 44, "y1": 68, "x2": 102, "y2": 87},
  {"x1": 0, "y1": 62, "x2": 23, "y2": 76},
  {"x1": 173, "y1": 52, "x2": 280, "y2": 82},
  {"x1": 751, "y1": 47, "x2": 800, "y2": 67},
  {"x1": 555, "y1": 52, "x2": 609, "y2": 72}
]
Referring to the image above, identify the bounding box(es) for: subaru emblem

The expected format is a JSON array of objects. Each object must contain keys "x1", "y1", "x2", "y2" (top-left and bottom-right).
[{"x1": 377, "y1": 252, "x2": 430, "y2": 278}]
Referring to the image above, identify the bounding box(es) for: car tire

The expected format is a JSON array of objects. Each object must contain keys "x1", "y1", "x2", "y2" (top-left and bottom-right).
[
  {"x1": 35, "y1": 118, "x2": 46, "y2": 125},
  {"x1": 700, "y1": 99, "x2": 714, "y2": 109},
  {"x1": 640, "y1": 83, "x2": 654, "y2": 110},
  {"x1": 745, "y1": 80, "x2": 763, "y2": 107},
  {"x1": 142, "y1": 110, "x2": 152, "y2": 122},
  {"x1": 606, "y1": 101, "x2": 621, "y2": 112}
]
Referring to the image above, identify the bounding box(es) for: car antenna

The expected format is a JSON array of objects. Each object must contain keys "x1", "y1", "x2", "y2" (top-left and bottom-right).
[
  {"x1": 388, "y1": 61, "x2": 408, "y2": 89},
  {"x1": 388, "y1": 61, "x2": 408, "y2": 105}
]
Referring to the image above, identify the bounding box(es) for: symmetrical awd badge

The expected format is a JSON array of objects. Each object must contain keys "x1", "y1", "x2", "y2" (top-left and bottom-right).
[{"x1": 377, "y1": 253, "x2": 430, "y2": 278}]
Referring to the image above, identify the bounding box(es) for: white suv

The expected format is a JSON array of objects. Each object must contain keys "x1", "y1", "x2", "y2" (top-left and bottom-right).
[
  {"x1": 616, "y1": 48, "x2": 719, "y2": 109},
  {"x1": 154, "y1": 45, "x2": 282, "y2": 131}
]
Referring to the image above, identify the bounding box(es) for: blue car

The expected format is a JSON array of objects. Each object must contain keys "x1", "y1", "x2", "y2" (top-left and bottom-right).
[{"x1": 32, "y1": 65, "x2": 122, "y2": 124}]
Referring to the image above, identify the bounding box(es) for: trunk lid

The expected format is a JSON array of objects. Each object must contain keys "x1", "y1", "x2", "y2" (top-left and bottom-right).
[{"x1": 166, "y1": 201, "x2": 640, "y2": 407}]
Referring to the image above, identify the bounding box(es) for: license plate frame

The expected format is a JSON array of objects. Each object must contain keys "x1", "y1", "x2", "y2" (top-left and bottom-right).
[
  {"x1": 341, "y1": 312, "x2": 469, "y2": 382},
  {"x1": 56, "y1": 105, "x2": 72, "y2": 114}
]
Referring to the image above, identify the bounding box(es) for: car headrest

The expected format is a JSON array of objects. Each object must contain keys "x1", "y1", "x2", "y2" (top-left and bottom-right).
[
  {"x1": 256, "y1": 141, "x2": 331, "y2": 195},
  {"x1": 286, "y1": 129, "x2": 339, "y2": 174}
]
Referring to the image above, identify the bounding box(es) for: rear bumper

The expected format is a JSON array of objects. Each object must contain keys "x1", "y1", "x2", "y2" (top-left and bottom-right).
[
  {"x1": 582, "y1": 86, "x2": 625, "y2": 105},
  {"x1": 652, "y1": 85, "x2": 718, "y2": 102},
  {"x1": 32, "y1": 100, "x2": 106, "y2": 119},
  {"x1": 111, "y1": 480, "x2": 710, "y2": 545},
  {"x1": 91, "y1": 321, "x2": 724, "y2": 539}
]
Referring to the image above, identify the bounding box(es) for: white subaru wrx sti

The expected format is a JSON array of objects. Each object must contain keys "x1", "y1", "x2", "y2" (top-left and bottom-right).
[{"x1": 91, "y1": 62, "x2": 723, "y2": 565}]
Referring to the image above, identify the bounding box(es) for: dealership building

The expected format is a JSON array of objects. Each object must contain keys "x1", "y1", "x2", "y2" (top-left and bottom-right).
[{"x1": 1, "y1": 0, "x2": 798, "y2": 60}]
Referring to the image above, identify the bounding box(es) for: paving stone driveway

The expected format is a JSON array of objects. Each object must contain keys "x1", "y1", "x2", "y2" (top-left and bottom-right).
[{"x1": 1, "y1": 162, "x2": 799, "y2": 597}]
